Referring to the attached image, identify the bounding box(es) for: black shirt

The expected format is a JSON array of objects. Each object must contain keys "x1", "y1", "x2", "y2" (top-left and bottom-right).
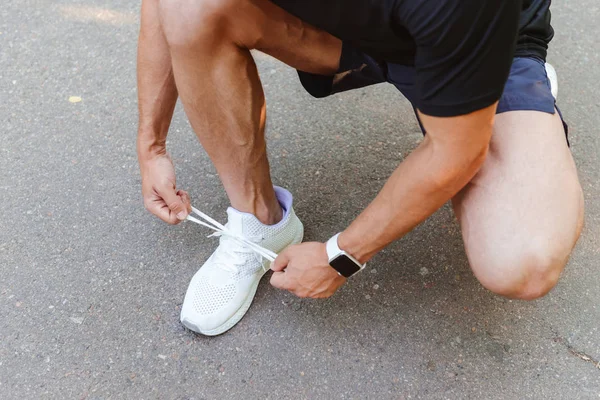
[
  {"x1": 273, "y1": 0, "x2": 553, "y2": 117},
  {"x1": 517, "y1": 0, "x2": 554, "y2": 59}
]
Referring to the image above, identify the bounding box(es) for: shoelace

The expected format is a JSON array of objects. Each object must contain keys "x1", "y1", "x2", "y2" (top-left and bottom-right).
[
  {"x1": 210, "y1": 234, "x2": 263, "y2": 273},
  {"x1": 185, "y1": 207, "x2": 278, "y2": 270}
]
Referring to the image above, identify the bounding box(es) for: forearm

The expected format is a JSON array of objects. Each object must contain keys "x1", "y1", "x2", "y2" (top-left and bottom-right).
[
  {"x1": 137, "y1": 0, "x2": 178, "y2": 160},
  {"x1": 338, "y1": 134, "x2": 488, "y2": 264}
]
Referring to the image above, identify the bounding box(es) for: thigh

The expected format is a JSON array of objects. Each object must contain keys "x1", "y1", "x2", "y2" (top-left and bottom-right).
[{"x1": 452, "y1": 109, "x2": 584, "y2": 287}]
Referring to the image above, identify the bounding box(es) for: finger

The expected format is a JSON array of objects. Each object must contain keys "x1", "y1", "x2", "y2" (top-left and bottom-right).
[
  {"x1": 159, "y1": 186, "x2": 189, "y2": 221},
  {"x1": 177, "y1": 190, "x2": 192, "y2": 214},
  {"x1": 271, "y1": 246, "x2": 293, "y2": 272},
  {"x1": 270, "y1": 271, "x2": 289, "y2": 290},
  {"x1": 146, "y1": 197, "x2": 180, "y2": 225},
  {"x1": 295, "y1": 290, "x2": 310, "y2": 299}
]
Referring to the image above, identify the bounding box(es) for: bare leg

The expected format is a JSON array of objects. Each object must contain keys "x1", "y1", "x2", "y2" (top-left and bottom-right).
[
  {"x1": 452, "y1": 110, "x2": 584, "y2": 300},
  {"x1": 157, "y1": 0, "x2": 341, "y2": 224}
]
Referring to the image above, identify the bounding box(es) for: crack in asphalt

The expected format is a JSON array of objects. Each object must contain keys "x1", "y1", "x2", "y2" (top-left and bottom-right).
[
  {"x1": 552, "y1": 333, "x2": 600, "y2": 371},
  {"x1": 567, "y1": 346, "x2": 600, "y2": 370}
]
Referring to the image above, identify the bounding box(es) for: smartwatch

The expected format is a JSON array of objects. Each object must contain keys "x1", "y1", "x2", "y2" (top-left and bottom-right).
[{"x1": 325, "y1": 233, "x2": 366, "y2": 278}]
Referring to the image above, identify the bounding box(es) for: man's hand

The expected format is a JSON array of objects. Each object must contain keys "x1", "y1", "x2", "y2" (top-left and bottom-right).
[
  {"x1": 137, "y1": 0, "x2": 184, "y2": 224},
  {"x1": 140, "y1": 152, "x2": 191, "y2": 224},
  {"x1": 270, "y1": 242, "x2": 346, "y2": 298}
]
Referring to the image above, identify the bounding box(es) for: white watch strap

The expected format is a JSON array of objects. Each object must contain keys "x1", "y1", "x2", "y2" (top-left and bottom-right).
[
  {"x1": 326, "y1": 233, "x2": 342, "y2": 261},
  {"x1": 326, "y1": 233, "x2": 366, "y2": 268}
]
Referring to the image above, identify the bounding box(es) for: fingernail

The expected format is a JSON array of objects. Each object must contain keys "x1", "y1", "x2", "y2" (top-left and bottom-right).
[{"x1": 177, "y1": 212, "x2": 187, "y2": 220}]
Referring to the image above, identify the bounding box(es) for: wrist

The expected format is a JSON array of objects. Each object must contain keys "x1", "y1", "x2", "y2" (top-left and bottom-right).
[
  {"x1": 337, "y1": 230, "x2": 373, "y2": 265},
  {"x1": 326, "y1": 233, "x2": 366, "y2": 278},
  {"x1": 137, "y1": 132, "x2": 167, "y2": 162}
]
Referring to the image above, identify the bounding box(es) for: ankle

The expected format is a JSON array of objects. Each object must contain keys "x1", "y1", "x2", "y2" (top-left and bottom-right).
[
  {"x1": 254, "y1": 200, "x2": 283, "y2": 226},
  {"x1": 228, "y1": 191, "x2": 283, "y2": 225}
]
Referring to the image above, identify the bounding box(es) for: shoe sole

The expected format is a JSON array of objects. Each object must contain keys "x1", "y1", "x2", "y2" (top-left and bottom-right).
[
  {"x1": 545, "y1": 62, "x2": 558, "y2": 100},
  {"x1": 181, "y1": 226, "x2": 304, "y2": 336}
]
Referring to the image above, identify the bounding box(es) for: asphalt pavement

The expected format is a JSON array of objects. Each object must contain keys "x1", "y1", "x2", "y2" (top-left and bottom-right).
[{"x1": 1, "y1": 1, "x2": 599, "y2": 399}]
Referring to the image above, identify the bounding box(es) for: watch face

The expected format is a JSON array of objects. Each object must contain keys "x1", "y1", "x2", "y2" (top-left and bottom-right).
[{"x1": 329, "y1": 254, "x2": 362, "y2": 278}]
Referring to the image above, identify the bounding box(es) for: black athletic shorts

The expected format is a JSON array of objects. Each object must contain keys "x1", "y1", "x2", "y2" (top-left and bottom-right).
[{"x1": 271, "y1": 0, "x2": 555, "y2": 120}]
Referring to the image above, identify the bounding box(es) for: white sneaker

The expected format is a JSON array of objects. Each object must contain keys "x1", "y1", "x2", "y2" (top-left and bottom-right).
[
  {"x1": 180, "y1": 187, "x2": 303, "y2": 336},
  {"x1": 545, "y1": 62, "x2": 558, "y2": 100}
]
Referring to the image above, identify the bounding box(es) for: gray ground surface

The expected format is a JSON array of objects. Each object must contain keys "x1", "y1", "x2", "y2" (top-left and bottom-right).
[{"x1": 1, "y1": 1, "x2": 599, "y2": 399}]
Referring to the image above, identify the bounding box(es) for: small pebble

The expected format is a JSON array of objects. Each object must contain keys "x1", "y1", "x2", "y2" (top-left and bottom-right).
[
  {"x1": 427, "y1": 360, "x2": 436, "y2": 371},
  {"x1": 420, "y1": 267, "x2": 429, "y2": 276},
  {"x1": 365, "y1": 295, "x2": 371, "y2": 300},
  {"x1": 370, "y1": 269, "x2": 377, "y2": 274},
  {"x1": 373, "y1": 284, "x2": 379, "y2": 290}
]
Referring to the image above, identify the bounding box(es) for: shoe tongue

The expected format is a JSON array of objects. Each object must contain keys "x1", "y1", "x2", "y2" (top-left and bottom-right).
[{"x1": 225, "y1": 207, "x2": 253, "y2": 235}]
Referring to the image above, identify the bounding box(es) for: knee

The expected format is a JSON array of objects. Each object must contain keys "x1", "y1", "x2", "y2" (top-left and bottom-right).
[
  {"x1": 158, "y1": 0, "x2": 240, "y2": 48},
  {"x1": 473, "y1": 242, "x2": 570, "y2": 300}
]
